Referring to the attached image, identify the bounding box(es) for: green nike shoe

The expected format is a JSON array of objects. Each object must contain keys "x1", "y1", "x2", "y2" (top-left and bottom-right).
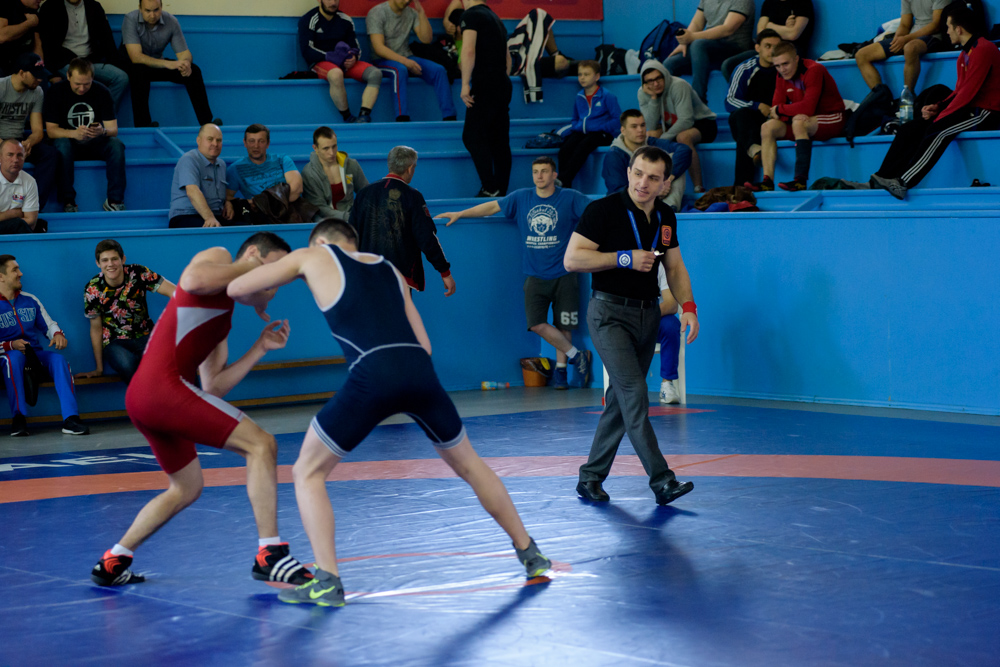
[
  {"x1": 514, "y1": 537, "x2": 552, "y2": 578},
  {"x1": 278, "y1": 568, "x2": 345, "y2": 607}
]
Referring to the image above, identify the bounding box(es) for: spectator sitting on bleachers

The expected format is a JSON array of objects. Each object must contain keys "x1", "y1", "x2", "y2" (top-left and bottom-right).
[
  {"x1": 0, "y1": 53, "x2": 58, "y2": 210},
  {"x1": 168, "y1": 124, "x2": 233, "y2": 229},
  {"x1": 120, "y1": 0, "x2": 219, "y2": 128},
  {"x1": 603, "y1": 109, "x2": 692, "y2": 212},
  {"x1": 43, "y1": 57, "x2": 125, "y2": 213},
  {"x1": 0, "y1": 0, "x2": 40, "y2": 75},
  {"x1": 665, "y1": 0, "x2": 755, "y2": 106},
  {"x1": 854, "y1": 0, "x2": 951, "y2": 94},
  {"x1": 367, "y1": 0, "x2": 456, "y2": 122},
  {"x1": 78, "y1": 239, "x2": 174, "y2": 384},
  {"x1": 38, "y1": 0, "x2": 128, "y2": 109},
  {"x1": 0, "y1": 253, "x2": 89, "y2": 436},
  {"x1": 638, "y1": 59, "x2": 717, "y2": 193},
  {"x1": 747, "y1": 41, "x2": 845, "y2": 192},
  {"x1": 225, "y1": 123, "x2": 303, "y2": 224},
  {"x1": 351, "y1": 145, "x2": 455, "y2": 296},
  {"x1": 721, "y1": 0, "x2": 813, "y2": 82},
  {"x1": 555, "y1": 60, "x2": 620, "y2": 189},
  {"x1": 871, "y1": 6, "x2": 1000, "y2": 200},
  {"x1": 0, "y1": 138, "x2": 42, "y2": 233},
  {"x1": 726, "y1": 29, "x2": 782, "y2": 187},
  {"x1": 435, "y1": 156, "x2": 592, "y2": 389},
  {"x1": 301, "y1": 125, "x2": 368, "y2": 222},
  {"x1": 299, "y1": 0, "x2": 382, "y2": 124},
  {"x1": 656, "y1": 262, "x2": 681, "y2": 404}
]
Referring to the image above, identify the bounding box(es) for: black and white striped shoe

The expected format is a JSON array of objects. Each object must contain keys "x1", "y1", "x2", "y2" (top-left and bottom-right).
[
  {"x1": 252, "y1": 543, "x2": 314, "y2": 585},
  {"x1": 91, "y1": 550, "x2": 146, "y2": 586}
]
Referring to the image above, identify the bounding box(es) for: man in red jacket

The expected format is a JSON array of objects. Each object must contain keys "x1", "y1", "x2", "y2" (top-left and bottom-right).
[
  {"x1": 871, "y1": 6, "x2": 1000, "y2": 199},
  {"x1": 747, "y1": 40, "x2": 845, "y2": 192}
]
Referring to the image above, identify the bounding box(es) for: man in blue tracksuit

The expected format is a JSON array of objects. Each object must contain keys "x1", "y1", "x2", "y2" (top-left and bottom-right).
[
  {"x1": 0, "y1": 254, "x2": 88, "y2": 436},
  {"x1": 556, "y1": 59, "x2": 622, "y2": 189}
]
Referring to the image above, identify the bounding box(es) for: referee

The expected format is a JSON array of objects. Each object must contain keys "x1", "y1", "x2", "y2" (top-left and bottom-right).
[{"x1": 564, "y1": 145, "x2": 699, "y2": 505}]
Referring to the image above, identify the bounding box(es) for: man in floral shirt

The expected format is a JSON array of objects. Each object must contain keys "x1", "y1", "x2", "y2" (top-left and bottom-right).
[{"x1": 80, "y1": 239, "x2": 175, "y2": 383}]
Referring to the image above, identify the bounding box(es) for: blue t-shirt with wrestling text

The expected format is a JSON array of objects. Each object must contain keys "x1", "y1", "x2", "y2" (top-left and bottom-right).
[
  {"x1": 226, "y1": 153, "x2": 298, "y2": 198},
  {"x1": 499, "y1": 187, "x2": 591, "y2": 280}
]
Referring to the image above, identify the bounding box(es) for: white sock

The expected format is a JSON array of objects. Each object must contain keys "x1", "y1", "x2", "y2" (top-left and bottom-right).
[
  {"x1": 566, "y1": 346, "x2": 579, "y2": 360},
  {"x1": 110, "y1": 544, "x2": 133, "y2": 557},
  {"x1": 258, "y1": 537, "x2": 282, "y2": 548},
  {"x1": 556, "y1": 362, "x2": 567, "y2": 369}
]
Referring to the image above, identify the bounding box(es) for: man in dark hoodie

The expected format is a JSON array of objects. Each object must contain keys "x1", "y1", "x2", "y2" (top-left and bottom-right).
[{"x1": 302, "y1": 126, "x2": 368, "y2": 222}]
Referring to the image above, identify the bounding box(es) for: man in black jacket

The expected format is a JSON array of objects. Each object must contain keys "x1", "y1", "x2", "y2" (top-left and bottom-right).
[
  {"x1": 39, "y1": 0, "x2": 127, "y2": 108},
  {"x1": 349, "y1": 146, "x2": 456, "y2": 297}
]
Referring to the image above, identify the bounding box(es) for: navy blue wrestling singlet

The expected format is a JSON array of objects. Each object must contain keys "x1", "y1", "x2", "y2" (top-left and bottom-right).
[{"x1": 311, "y1": 244, "x2": 466, "y2": 457}]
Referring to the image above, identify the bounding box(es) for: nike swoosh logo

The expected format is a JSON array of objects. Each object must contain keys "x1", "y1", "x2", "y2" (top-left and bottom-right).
[{"x1": 310, "y1": 585, "x2": 338, "y2": 599}]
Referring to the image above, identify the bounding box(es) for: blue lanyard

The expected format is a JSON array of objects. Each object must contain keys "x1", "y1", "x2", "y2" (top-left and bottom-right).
[{"x1": 627, "y1": 210, "x2": 659, "y2": 251}]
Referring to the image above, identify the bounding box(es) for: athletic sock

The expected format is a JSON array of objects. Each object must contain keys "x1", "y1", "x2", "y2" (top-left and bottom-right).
[
  {"x1": 110, "y1": 544, "x2": 133, "y2": 557},
  {"x1": 339, "y1": 107, "x2": 355, "y2": 121},
  {"x1": 259, "y1": 537, "x2": 282, "y2": 549},
  {"x1": 566, "y1": 346, "x2": 579, "y2": 360},
  {"x1": 794, "y1": 139, "x2": 813, "y2": 183},
  {"x1": 556, "y1": 362, "x2": 567, "y2": 369}
]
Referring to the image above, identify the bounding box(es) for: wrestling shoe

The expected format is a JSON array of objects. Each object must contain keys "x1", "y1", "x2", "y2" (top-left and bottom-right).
[
  {"x1": 659, "y1": 379, "x2": 680, "y2": 404},
  {"x1": 91, "y1": 550, "x2": 145, "y2": 586},
  {"x1": 573, "y1": 350, "x2": 593, "y2": 387},
  {"x1": 251, "y1": 543, "x2": 314, "y2": 585},
  {"x1": 62, "y1": 415, "x2": 90, "y2": 435},
  {"x1": 551, "y1": 366, "x2": 569, "y2": 390},
  {"x1": 778, "y1": 178, "x2": 807, "y2": 192},
  {"x1": 514, "y1": 537, "x2": 551, "y2": 578},
  {"x1": 278, "y1": 568, "x2": 345, "y2": 607},
  {"x1": 744, "y1": 177, "x2": 774, "y2": 192}
]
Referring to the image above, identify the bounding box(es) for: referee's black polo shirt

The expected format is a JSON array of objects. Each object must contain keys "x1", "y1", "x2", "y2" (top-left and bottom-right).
[{"x1": 573, "y1": 190, "x2": 679, "y2": 301}]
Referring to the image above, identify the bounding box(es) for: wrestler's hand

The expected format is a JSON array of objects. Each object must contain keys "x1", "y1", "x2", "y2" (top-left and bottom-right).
[
  {"x1": 258, "y1": 319, "x2": 290, "y2": 352},
  {"x1": 50, "y1": 333, "x2": 68, "y2": 350},
  {"x1": 681, "y1": 311, "x2": 699, "y2": 344}
]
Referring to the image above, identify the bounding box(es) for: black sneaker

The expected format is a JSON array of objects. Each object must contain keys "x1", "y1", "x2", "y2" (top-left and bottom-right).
[
  {"x1": 252, "y1": 543, "x2": 314, "y2": 585},
  {"x1": 91, "y1": 550, "x2": 145, "y2": 586},
  {"x1": 10, "y1": 413, "x2": 28, "y2": 437},
  {"x1": 744, "y1": 178, "x2": 774, "y2": 192},
  {"x1": 62, "y1": 415, "x2": 90, "y2": 435},
  {"x1": 573, "y1": 350, "x2": 593, "y2": 387},
  {"x1": 514, "y1": 537, "x2": 552, "y2": 578},
  {"x1": 869, "y1": 173, "x2": 907, "y2": 200},
  {"x1": 778, "y1": 179, "x2": 807, "y2": 192},
  {"x1": 654, "y1": 480, "x2": 694, "y2": 506}
]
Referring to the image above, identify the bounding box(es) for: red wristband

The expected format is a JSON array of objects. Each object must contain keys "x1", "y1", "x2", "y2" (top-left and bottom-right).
[
  {"x1": 440, "y1": 270, "x2": 452, "y2": 279},
  {"x1": 681, "y1": 301, "x2": 697, "y2": 314}
]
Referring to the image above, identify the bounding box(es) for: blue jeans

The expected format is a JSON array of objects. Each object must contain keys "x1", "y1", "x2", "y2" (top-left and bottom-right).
[
  {"x1": 376, "y1": 56, "x2": 456, "y2": 119},
  {"x1": 104, "y1": 335, "x2": 149, "y2": 384},
  {"x1": 1, "y1": 348, "x2": 79, "y2": 419},
  {"x1": 657, "y1": 314, "x2": 681, "y2": 380},
  {"x1": 53, "y1": 135, "x2": 127, "y2": 205},
  {"x1": 664, "y1": 39, "x2": 745, "y2": 105},
  {"x1": 56, "y1": 63, "x2": 129, "y2": 110}
]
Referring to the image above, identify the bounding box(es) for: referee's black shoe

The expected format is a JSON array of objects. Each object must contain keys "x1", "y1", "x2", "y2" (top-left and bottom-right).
[
  {"x1": 654, "y1": 480, "x2": 694, "y2": 506},
  {"x1": 577, "y1": 480, "x2": 610, "y2": 502}
]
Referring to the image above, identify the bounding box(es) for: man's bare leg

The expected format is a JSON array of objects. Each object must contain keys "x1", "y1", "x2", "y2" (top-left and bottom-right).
[
  {"x1": 530, "y1": 322, "x2": 573, "y2": 365},
  {"x1": 326, "y1": 68, "x2": 350, "y2": 112},
  {"x1": 224, "y1": 418, "x2": 279, "y2": 539},
  {"x1": 118, "y1": 457, "x2": 204, "y2": 551},
  {"x1": 291, "y1": 425, "x2": 344, "y2": 574},
  {"x1": 903, "y1": 39, "x2": 927, "y2": 90},
  {"x1": 855, "y1": 43, "x2": 887, "y2": 90}
]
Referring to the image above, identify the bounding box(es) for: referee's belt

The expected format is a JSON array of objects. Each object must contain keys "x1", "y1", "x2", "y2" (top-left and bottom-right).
[{"x1": 592, "y1": 290, "x2": 658, "y2": 309}]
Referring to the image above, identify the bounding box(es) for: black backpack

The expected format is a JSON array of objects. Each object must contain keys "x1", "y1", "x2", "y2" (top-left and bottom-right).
[
  {"x1": 594, "y1": 44, "x2": 627, "y2": 76},
  {"x1": 843, "y1": 83, "x2": 894, "y2": 146},
  {"x1": 639, "y1": 20, "x2": 685, "y2": 64}
]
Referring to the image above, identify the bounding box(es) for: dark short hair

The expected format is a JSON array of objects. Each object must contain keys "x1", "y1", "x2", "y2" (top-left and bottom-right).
[
  {"x1": 641, "y1": 67, "x2": 665, "y2": 84},
  {"x1": 237, "y1": 232, "x2": 291, "y2": 260},
  {"x1": 0, "y1": 254, "x2": 14, "y2": 273},
  {"x1": 620, "y1": 108, "x2": 644, "y2": 126},
  {"x1": 313, "y1": 125, "x2": 336, "y2": 145},
  {"x1": 309, "y1": 219, "x2": 358, "y2": 245},
  {"x1": 756, "y1": 28, "x2": 781, "y2": 44},
  {"x1": 531, "y1": 156, "x2": 556, "y2": 170},
  {"x1": 448, "y1": 8, "x2": 463, "y2": 26},
  {"x1": 67, "y1": 57, "x2": 94, "y2": 77},
  {"x1": 95, "y1": 239, "x2": 124, "y2": 261},
  {"x1": 244, "y1": 123, "x2": 270, "y2": 141},
  {"x1": 577, "y1": 59, "x2": 600, "y2": 74},
  {"x1": 946, "y1": 4, "x2": 980, "y2": 34},
  {"x1": 629, "y1": 145, "x2": 672, "y2": 175},
  {"x1": 771, "y1": 41, "x2": 798, "y2": 59}
]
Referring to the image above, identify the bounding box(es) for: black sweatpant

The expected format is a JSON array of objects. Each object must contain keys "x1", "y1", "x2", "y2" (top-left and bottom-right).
[
  {"x1": 729, "y1": 106, "x2": 767, "y2": 186},
  {"x1": 462, "y1": 83, "x2": 512, "y2": 195},
  {"x1": 557, "y1": 131, "x2": 613, "y2": 188},
  {"x1": 126, "y1": 57, "x2": 214, "y2": 127},
  {"x1": 876, "y1": 105, "x2": 999, "y2": 187}
]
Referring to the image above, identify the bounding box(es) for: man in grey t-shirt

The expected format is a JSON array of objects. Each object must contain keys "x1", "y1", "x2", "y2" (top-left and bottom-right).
[
  {"x1": 664, "y1": 0, "x2": 755, "y2": 106},
  {"x1": 855, "y1": 0, "x2": 951, "y2": 92},
  {"x1": 366, "y1": 0, "x2": 456, "y2": 121},
  {"x1": 119, "y1": 0, "x2": 218, "y2": 127},
  {"x1": 0, "y1": 54, "x2": 60, "y2": 211}
]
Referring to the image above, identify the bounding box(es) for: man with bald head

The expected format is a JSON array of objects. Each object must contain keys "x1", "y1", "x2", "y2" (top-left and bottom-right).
[{"x1": 168, "y1": 124, "x2": 234, "y2": 228}]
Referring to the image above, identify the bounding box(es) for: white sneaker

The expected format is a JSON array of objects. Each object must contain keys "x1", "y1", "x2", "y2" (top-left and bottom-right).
[{"x1": 659, "y1": 379, "x2": 680, "y2": 404}]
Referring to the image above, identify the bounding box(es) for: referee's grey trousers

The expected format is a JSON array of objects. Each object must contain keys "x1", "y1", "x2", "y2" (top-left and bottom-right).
[{"x1": 580, "y1": 297, "x2": 678, "y2": 492}]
